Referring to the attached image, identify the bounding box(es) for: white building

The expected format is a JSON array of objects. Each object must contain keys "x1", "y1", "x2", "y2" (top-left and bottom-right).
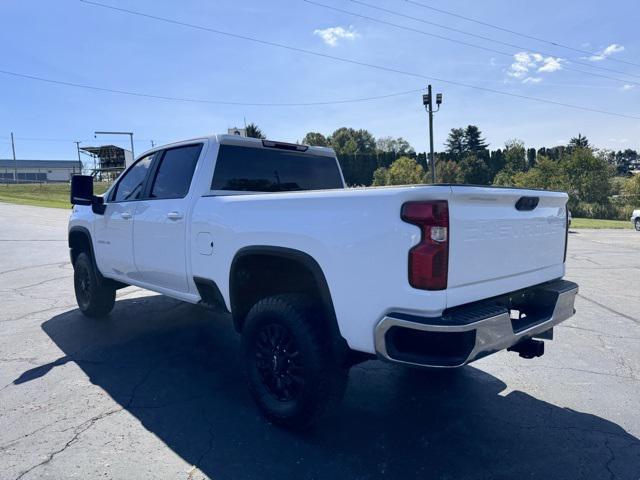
[{"x1": 0, "y1": 159, "x2": 82, "y2": 183}]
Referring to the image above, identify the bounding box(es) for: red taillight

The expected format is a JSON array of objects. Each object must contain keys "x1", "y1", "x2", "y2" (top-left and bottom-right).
[{"x1": 401, "y1": 201, "x2": 449, "y2": 290}]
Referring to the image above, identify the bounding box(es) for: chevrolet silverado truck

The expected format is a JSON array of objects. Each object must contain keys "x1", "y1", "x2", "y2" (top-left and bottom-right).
[{"x1": 68, "y1": 134, "x2": 578, "y2": 428}]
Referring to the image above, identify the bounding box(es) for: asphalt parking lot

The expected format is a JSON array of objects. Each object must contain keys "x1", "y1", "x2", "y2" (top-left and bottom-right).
[{"x1": 1, "y1": 202, "x2": 639, "y2": 480}]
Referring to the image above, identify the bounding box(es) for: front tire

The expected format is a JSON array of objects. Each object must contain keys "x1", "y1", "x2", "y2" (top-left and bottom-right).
[
  {"x1": 635, "y1": 219, "x2": 640, "y2": 231},
  {"x1": 73, "y1": 252, "x2": 115, "y2": 318},
  {"x1": 241, "y1": 294, "x2": 348, "y2": 429}
]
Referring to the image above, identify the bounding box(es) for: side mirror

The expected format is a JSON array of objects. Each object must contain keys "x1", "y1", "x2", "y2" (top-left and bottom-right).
[
  {"x1": 70, "y1": 175, "x2": 93, "y2": 205},
  {"x1": 70, "y1": 175, "x2": 106, "y2": 215}
]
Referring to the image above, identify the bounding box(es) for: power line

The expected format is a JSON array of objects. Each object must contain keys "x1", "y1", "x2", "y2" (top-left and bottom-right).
[
  {"x1": 76, "y1": 0, "x2": 640, "y2": 120},
  {"x1": 348, "y1": 0, "x2": 640, "y2": 79},
  {"x1": 304, "y1": 0, "x2": 640, "y2": 88},
  {"x1": 0, "y1": 68, "x2": 425, "y2": 106},
  {"x1": 11, "y1": 0, "x2": 629, "y2": 121},
  {"x1": 401, "y1": 0, "x2": 640, "y2": 70}
]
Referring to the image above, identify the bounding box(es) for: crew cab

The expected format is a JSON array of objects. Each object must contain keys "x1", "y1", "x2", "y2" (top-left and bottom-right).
[{"x1": 68, "y1": 134, "x2": 578, "y2": 428}]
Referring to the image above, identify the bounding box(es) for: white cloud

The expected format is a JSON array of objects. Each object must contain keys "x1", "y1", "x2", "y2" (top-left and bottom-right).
[
  {"x1": 538, "y1": 57, "x2": 562, "y2": 73},
  {"x1": 622, "y1": 84, "x2": 635, "y2": 91},
  {"x1": 313, "y1": 26, "x2": 359, "y2": 47},
  {"x1": 507, "y1": 52, "x2": 563, "y2": 82},
  {"x1": 587, "y1": 43, "x2": 624, "y2": 61}
]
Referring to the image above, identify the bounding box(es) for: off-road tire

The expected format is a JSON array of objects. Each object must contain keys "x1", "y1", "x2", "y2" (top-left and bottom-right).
[
  {"x1": 241, "y1": 294, "x2": 348, "y2": 429},
  {"x1": 73, "y1": 252, "x2": 116, "y2": 318}
]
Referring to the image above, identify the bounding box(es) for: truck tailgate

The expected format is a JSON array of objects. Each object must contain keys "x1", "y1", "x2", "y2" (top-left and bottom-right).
[{"x1": 447, "y1": 186, "x2": 568, "y2": 308}]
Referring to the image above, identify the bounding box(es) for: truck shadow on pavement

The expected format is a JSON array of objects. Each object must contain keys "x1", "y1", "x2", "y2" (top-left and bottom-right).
[{"x1": 18, "y1": 294, "x2": 640, "y2": 480}]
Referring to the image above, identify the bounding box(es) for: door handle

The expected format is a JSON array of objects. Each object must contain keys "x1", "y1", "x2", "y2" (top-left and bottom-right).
[
  {"x1": 167, "y1": 211, "x2": 183, "y2": 220},
  {"x1": 120, "y1": 212, "x2": 132, "y2": 220}
]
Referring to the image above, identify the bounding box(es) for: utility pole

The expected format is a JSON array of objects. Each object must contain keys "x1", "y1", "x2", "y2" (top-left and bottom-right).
[
  {"x1": 74, "y1": 141, "x2": 82, "y2": 175},
  {"x1": 422, "y1": 85, "x2": 443, "y2": 183},
  {"x1": 10, "y1": 132, "x2": 17, "y2": 184},
  {"x1": 150, "y1": 140, "x2": 155, "y2": 148}
]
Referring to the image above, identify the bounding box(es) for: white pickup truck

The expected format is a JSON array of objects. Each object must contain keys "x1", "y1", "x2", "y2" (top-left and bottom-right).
[{"x1": 69, "y1": 134, "x2": 578, "y2": 428}]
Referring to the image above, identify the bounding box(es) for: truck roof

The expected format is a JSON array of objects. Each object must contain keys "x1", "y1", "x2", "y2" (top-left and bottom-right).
[{"x1": 138, "y1": 134, "x2": 336, "y2": 160}]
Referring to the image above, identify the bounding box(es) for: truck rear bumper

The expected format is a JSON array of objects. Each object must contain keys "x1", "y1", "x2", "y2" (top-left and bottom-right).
[{"x1": 375, "y1": 279, "x2": 578, "y2": 368}]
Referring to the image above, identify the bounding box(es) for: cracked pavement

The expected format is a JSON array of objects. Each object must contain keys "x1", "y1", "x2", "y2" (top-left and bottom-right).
[{"x1": 0, "y1": 202, "x2": 639, "y2": 479}]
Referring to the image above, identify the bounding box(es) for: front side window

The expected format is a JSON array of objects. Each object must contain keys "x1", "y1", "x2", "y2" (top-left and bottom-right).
[
  {"x1": 150, "y1": 144, "x2": 202, "y2": 199},
  {"x1": 211, "y1": 145, "x2": 343, "y2": 192},
  {"x1": 112, "y1": 155, "x2": 153, "y2": 202}
]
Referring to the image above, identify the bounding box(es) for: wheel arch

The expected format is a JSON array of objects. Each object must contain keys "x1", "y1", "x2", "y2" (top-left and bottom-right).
[
  {"x1": 229, "y1": 246, "x2": 347, "y2": 356},
  {"x1": 68, "y1": 226, "x2": 126, "y2": 289},
  {"x1": 68, "y1": 226, "x2": 96, "y2": 267}
]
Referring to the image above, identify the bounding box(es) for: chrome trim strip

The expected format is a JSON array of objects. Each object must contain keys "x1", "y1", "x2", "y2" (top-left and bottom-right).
[{"x1": 375, "y1": 283, "x2": 578, "y2": 369}]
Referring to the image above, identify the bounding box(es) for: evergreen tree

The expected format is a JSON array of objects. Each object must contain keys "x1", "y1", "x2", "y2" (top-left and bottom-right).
[
  {"x1": 568, "y1": 133, "x2": 590, "y2": 150},
  {"x1": 444, "y1": 128, "x2": 466, "y2": 160},
  {"x1": 245, "y1": 123, "x2": 266, "y2": 139},
  {"x1": 464, "y1": 125, "x2": 488, "y2": 153}
]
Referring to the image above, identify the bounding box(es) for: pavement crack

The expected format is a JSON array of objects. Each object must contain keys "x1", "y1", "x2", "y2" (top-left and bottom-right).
[
  {"x1": 0, "y1": 261, "x2": 68, "y2": 276},
  {"x1": 0, "y1": 304, "x2": 77, "y2": 323},
  {"x1": 604, "y1": 440, "x2": 616, "y2": 480},
  {"x1": 13, "y1": 407, "x2": 122, "y2": 480},
  {"x1": 577, "y1": 294, "x2": 640, "y2": 325}
]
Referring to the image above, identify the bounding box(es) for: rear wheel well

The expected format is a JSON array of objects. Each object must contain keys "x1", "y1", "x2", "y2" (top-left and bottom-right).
[{"x1": 229, "y1": 247, "x2": 348, "y2": 358}]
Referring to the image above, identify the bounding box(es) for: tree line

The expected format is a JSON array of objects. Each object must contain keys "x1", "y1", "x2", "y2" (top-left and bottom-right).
[{"x1": 245, "y1": 122, "x2": 640, "y2": 220}]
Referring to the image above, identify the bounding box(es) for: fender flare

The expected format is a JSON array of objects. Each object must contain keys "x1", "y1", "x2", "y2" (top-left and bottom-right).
[
  {"x1": 68, "y1": 226, "x2": 125, "y2": 289},
  {"x1": 229, "y1": 246, "x2": 347, "y2": 354}
]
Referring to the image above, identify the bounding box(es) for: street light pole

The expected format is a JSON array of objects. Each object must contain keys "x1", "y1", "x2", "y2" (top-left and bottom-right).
[
  {"x1": 422, "y1": 85, "x2": 443, "y2": 184},
  {"x1": 10, "y1": 132, "x2": 17, "y2": 184},
  {"x1": 74, "y1": 141, "x2": 82, "y2": 175}
]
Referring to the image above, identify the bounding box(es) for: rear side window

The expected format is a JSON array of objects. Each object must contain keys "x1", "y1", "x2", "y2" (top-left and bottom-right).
[
  {"x1": 112, "y1": 155, "x2": 153, "y2": 202},
  {"x1": 150, "y1": 144, "x2": 203, "y2": 199},
  {"x1": 211, "y1": 144, "x2": 343, "y2": 192}
]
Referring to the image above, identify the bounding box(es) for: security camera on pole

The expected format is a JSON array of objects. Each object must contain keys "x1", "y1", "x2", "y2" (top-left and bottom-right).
[{"x1": 422, "y1": 85, "x2": 443, "y2": 183}]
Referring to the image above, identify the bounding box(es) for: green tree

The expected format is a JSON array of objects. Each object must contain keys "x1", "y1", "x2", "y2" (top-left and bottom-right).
[
  {"x1": 371, "y1": 167, "x2": 389, "y2": 186},
  {"x1": 512, "y1": 156, "x2": 568, "y2": 191},
  {"x1": 526, "y1": 148, "x2": 537, "y2": 168},
  {"x1": 371, "y1": 156, "x2": 426, "y2": 186},
  {"x1": 563, "y1": 147, "x2": 613, "y2": 203},
  {"x1": 622, "y1": 174, "x2": 640, "y2": 200},
  {"x1": 245, "y1": 123, "x2": 266, "y2": 139},
  {"x1": 464, "y1": 125, "x2": 488, "y2": 153},
  {"x1": 444, "y1": 128, "x2": 466, "y2": 159},
  {"x1": 329, "y1": 127, "x2": 376, "y2": 155},
  {"x1": 487, "y1": 148, "x2": 506, "y2": 179},
  {"x1": 458, "y1": 154, "x2": 490, "y2": 185},
  {"x1": 493, "y1": 139, "x2": 527, "y2": 186},
  {"x1": 436, "y1": 160, "x2": 461, "y2": 184},
  {"x1": 568, "y1": 133, "x2": 589, "y2": 150},
  {"x1": 503, "y1": 139, "x2": 527, "y2": 172},
  {"x1": 302, "y1": 132, "x2": 330, "y2": 147},
  {"x1": 376, "y1": 136, "x2": 415, "y2": 155}
]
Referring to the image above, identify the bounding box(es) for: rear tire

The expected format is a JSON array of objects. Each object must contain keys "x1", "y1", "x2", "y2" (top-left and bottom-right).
[
  {"x1": 635, "y1": 219, "x2": 640, "y2": 231},
  {"x1": 241, "y1": 294, "x2": 348, "y2": 429},
  {"x1": 73, "y1": 252, "x2": 115, "y2": 318}
]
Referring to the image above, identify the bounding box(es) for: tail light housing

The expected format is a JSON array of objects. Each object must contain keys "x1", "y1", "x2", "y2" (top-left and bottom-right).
[{"x1": 401, "y1": 200, "x2": 449, "y2": 290}]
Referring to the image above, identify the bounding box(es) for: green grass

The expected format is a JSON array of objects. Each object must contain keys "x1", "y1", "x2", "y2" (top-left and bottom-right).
[
  {"x1": 571, "y1": 217, "x2": 633, "y2": 229},
  {"x1": 0, "y1": 183, "x2": 109, "y2": 209},
  {"x1": 0, "y1": 185, "x2": 637, "y2": 231}
]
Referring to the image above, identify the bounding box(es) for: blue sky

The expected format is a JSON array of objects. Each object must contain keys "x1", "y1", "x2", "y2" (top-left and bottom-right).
[{"x1": 1, "y1": 0, "x2": 639, "y2": 160}]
